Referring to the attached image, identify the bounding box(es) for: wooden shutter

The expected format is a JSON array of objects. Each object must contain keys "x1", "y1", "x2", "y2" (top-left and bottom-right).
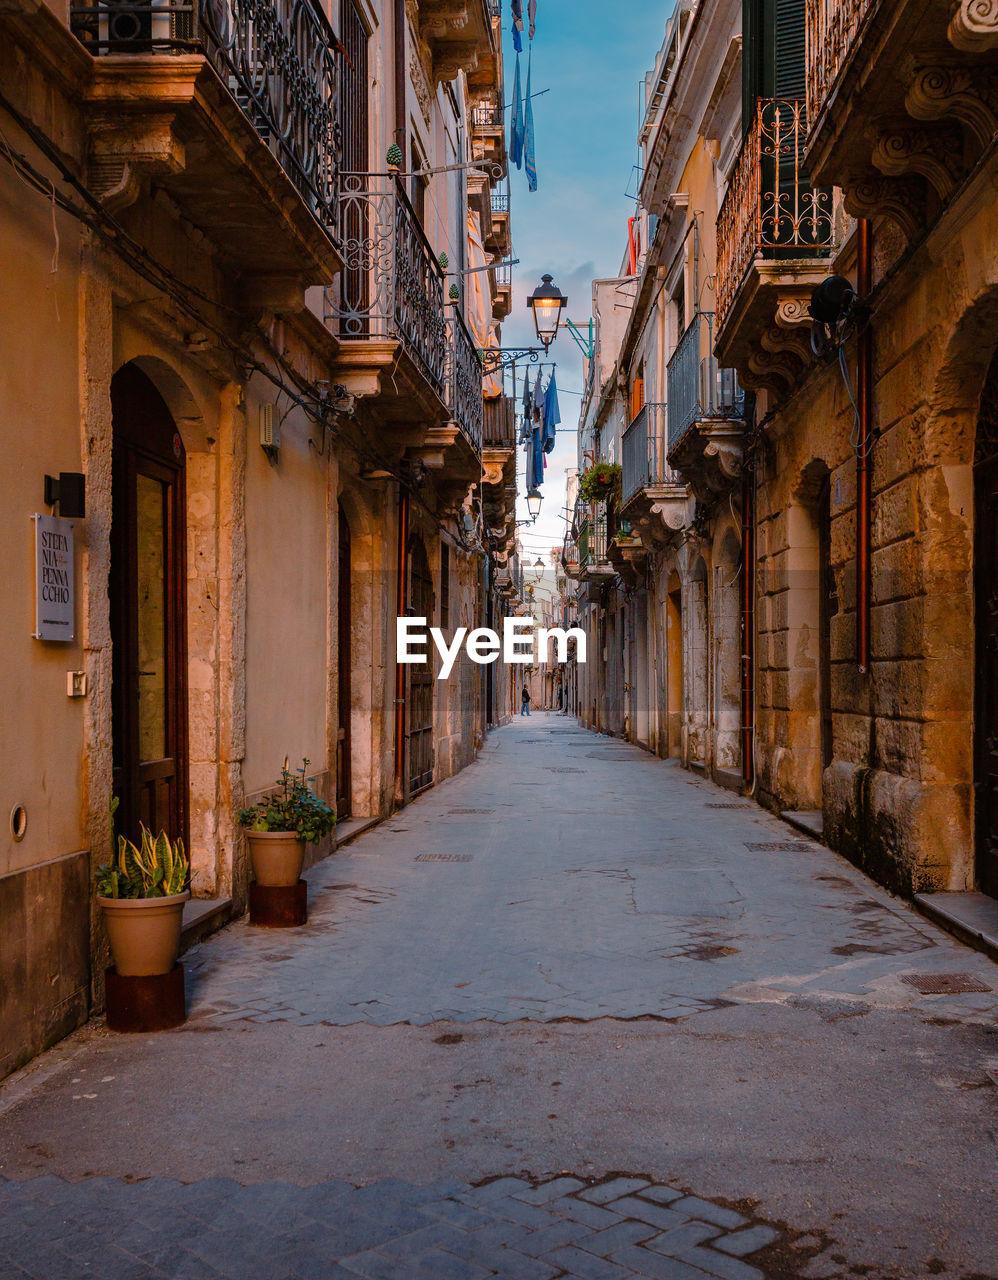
[{"x1": 631, "y1": 376, "x2": 645, "y2": 422}]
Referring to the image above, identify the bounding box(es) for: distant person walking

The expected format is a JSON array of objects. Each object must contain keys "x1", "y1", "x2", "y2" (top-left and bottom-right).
[{"x1": 521, "y1": 686, "x2": 531, "y2": 716}]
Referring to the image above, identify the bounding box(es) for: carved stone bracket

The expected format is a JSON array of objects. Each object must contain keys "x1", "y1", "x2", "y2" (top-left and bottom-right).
[
  {"x1": 871, "y1": 124, "x2": 965, "y2": 201},
  {"x1": 948, "y1": 0, "x2": 998, "y2": 52},
  {"x1": 841, "y1": 173, "x2": 926, "y2": 243},
  {"x1": 906, "y1": 64, "x2": 998, "y2": 150}
]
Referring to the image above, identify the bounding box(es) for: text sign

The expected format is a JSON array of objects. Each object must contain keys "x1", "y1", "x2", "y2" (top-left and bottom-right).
[{"x1": 33, "y1": 513, "x2": 75, "y2": 641}]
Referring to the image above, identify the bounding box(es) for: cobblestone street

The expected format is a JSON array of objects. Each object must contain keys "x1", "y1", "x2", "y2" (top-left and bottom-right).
[{"x1": 2, "y1": 717, "x2": 997, "y2": 1279}]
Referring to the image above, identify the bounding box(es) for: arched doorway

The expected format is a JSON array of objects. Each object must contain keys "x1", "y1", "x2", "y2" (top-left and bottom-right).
[
  {"x1": 336, "y1": 505, "x2": 352, "y2": 819},
  {"x1": 974, "y1": 347, "x2": 998, "y2": 897},
  {"x1": 687, "y1": 555, "x2": 709, "y2": 764},
  {"x1": 110, "y1": 363, "x2": 188, "y2": 845},
  {"x1": 406, "y1": 535, "x2": 435, "y2": 799}
]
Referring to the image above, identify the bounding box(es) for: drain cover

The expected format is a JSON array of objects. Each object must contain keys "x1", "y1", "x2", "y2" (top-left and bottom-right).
[
  {"x1": 706, "y1": 803, "x2": 751, "y2": 808},
  {"x1": 546, "y1": 767, "x2": 584, "y2": 773},
  {"x1": 415, "y1": 854, "x2": 473, "y2": 863},
  {"x1": 448, "y1": 808, "x2": 494, "y2": 814},
  {"x1": 744, "y1": 841, "x2": 815, "y2": 851},
  {"x1": 901, "y1": 973, "x2": 992, "y2": 994}
]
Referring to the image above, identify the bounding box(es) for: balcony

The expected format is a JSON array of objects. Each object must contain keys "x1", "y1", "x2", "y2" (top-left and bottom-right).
[
  {"x1": 412, "y1": 0, "x2": 495, "y2": 88},
  {"x1": 620, "y1": 403, "x2": 691, "y2": 548},
  {"x1": 804, "y1": 0, "x2": 998, "y2": 242},
  {"x1": 485, "y1": 181, "x2": 511, "y2": 259},
  {"x1": 667, "y1": 312, "x2": 745, "y2": 501},
  {"x1": 471, "y1": 94, "x2": 506, "y2": 171},
  {"x1": 326, "y1": 174, "x2": 483, "y2": 486},
  {"x1": 67, "y1": 0, "x2": 342, "y2": 290},
  {"x1": 481, "y1": 396, "x2": 516, "y2": 539},
  {"x1": 715, "y1": 98, "x2": 834, "y2": 398},
  {"x1": 577, "y1": 505, "x2": 614, "y2": 583},
  {"x1": 491, "y1": 256, "x2": 512, "y2": 320}
]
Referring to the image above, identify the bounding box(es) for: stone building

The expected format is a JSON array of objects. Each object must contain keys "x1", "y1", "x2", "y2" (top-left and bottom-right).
[
  {"x1": 566, "y1": 0, "x2": 998, "y2": 914},
  {"x1": 0, "y1": 0, "x2": 516, "y2": 1080}
]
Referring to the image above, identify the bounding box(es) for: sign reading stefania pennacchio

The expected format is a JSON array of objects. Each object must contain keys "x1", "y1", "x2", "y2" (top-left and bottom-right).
[{"x1": 396, "y1": 617, "x2": 587, "y2": 680}]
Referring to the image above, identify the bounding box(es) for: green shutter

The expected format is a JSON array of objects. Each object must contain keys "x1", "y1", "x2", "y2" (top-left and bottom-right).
[{"x1": 774, "y1": 0, "x2": 806, "y2": 99}]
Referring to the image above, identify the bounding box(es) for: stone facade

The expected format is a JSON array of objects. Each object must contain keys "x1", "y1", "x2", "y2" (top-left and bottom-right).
[
  {"x1": 0, "y1": 0, "x2": 516, "y2": 1079},
  {"x1": 564, "y1": 0, "x2": 998, "y2": 900}
]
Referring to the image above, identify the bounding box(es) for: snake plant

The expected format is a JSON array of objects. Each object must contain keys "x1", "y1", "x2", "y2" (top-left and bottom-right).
[{"x1": 96, "y1": 825, "x2": 189, "y2": 899}]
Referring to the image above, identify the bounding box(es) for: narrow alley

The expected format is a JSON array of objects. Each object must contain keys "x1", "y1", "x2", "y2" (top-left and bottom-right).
[{"x1": 1, "y1": 717, "x2": 996, "y2": 1280}]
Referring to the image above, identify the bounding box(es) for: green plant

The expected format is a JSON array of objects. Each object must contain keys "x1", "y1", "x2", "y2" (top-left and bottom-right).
[
  {"x1": 386, "y1": 142, "x2": 403, "y2": 169},
  {"x1": 579, "y1": 461, "x2": 621, "y2": 504},
  {"x1": 449, "y1": 283, "x2": 460, "y2": 301},
  {"x1": 238, "y1": 759, "x2": 336, "y2": 844},
  {"x1": 438, "y1": 251, "x2": 449, "y2": 270},
  {"x1": 96, "y1": 825, "x2": 189, "y2": 899}
]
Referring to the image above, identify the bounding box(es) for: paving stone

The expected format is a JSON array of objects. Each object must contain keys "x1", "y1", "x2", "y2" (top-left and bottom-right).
[
  {"x1": 544, "y1": 1245, "x2": 634, "y2": 1280},
  {"x1": 673, "y1": 1246, "x2": 764, "y2": 1280},
  {"x1": 668, "y1": 1199, "x2": 747, "y2": 1231},
  {"x1": 515, "y1": 1217, "x2": 595, "y2": 1256},
  {"x1": 645, "y1": 1223, "x2": 723, "y2": 1255},
  {"x1": 418, "y1": 1197, "x2": 490, "y2": 1231},
  {"x1": 607, "y1": 1245, "x2": 709, "y2": 1280},
  {"x1": 572, "y1": 1219, "x2": 661, "y2": 1257},
  {"x1": 547, "y1": 1196, "x2": 624, "y2": 1230},
  {"x1": 457, "y1": 1178, "x2": 533, "y2": 1206},
  {"x1": 607, "y1": 1197, "x2": 689, "y2": 1232},
  {"x1": 578, "y1": 1179, "x2": 652, "y2": 1205},
  {"x1": 634, "y1": 1186, "x2": 685, "y2": 1208},
  {"x1": 486, "y1": 1196, "x2": 558, "y2": 1229},
  {"x1": 512, "y1": 1176, "x2": 586, "y2": 1204},
  {"x1": 712, "y1": 1226, "x2": 780, "y2": 1257}
]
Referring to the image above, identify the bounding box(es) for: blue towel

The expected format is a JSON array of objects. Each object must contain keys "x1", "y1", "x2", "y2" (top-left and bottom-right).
[
  {"x1": 510, "y1": 54, "x2": 523, "y2": 169},
  {"x1": 531, "y1": 426, "x2": 544, "y2": 487},
  {"x1": 542, "y1": 372, "x2": 560, "y2": 453},
  {"x1": 524, "y1": 54, "x2": 537, "y2": 191}
]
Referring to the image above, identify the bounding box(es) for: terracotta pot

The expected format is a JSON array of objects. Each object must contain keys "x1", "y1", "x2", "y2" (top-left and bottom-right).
[
  {"x1": 246, "y1": 830, "x2": 305, "y2": 887},
  {"x1": 98, "y1": 891, "x2": 190, "y2": 978}
]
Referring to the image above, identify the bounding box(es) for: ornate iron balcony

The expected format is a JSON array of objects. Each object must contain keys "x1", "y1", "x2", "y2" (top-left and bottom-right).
[
  {"x1": 806, "y1": 0, "x2": 875, "y2": 123},
  {"x1": 621, "y1": 403, "x2": 680, "y2": 504},
  {"x1": 666, "y1": 313, "x2": 743, "y2": 450},
  {"x1": 472, "y1": 99, "x2": 504, "y2": 132},
  {"x1": 577, "y1": 504, "x2": 609, "y2": 571},
  {"x1": 491, "y1": 187, "x2": 510, "y2": 214},
  {"x1": 446, "y1": 309, "x2": 485, "y2": 455},
  {"x1": 327, "y1": 173, "x2": 449, "y2": 395},
  {"x1": 69, "y1": 0, "x2": 341, "y2": 234},
  {"x1": 716, "y1": 99, "x2": 834, "y2": 332}
]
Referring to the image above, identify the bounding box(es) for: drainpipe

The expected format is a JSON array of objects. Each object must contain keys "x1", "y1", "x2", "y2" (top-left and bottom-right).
[
  {"x1": 394, "y1": 0, "x2": 407, "y2": 158},
  {"x1": 740, "y1": 401, "x2": 756, "y2": 788},
  {"x1": 856, "y1": 219, "x2": 873, "y2": 674},
  {"x1": 394, "y1": 485, "x2": 409, "y2": 799},
  {"x1": 627, "y1": 218, "x2": 638, "y2": 275}
]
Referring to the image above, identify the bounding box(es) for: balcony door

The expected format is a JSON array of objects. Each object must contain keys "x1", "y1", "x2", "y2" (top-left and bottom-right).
[
  {"x1": 110, "y1": 363, "x2": 188, "y2": 847},
  {"x1": 336, "y1": 505, "x2": 352, "y2": 819},
  {"x1": 406, "y1": 536, "x2": 435, "y2": 799}
]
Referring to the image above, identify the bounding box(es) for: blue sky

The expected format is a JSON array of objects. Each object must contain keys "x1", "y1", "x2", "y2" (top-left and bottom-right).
[{"x1": 496, "y1": 1, "x2": 674, "y2": 561}]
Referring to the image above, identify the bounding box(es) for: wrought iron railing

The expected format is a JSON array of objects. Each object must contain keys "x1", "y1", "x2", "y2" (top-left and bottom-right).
[
  {"x1": 666, "y1": 313, "x2": 743, "y2": 449},
  {"x1": 486, "y1": 0, "x2": 501, "y2": 16},
  {"x1": 806, "y1": 0, "x2": 874, "y2": 123},
  {"x1": 445, "y1": 309, "x2": 484, "y2": 454},
  {"x1": 484, "y1": 395, "x2": 515, "y2": 448},
  {"x1": 493, "y1": 258, "x2": 512, "y2": 288},
  {"x1": 491, "y1": 186, "x2": 510, "y2": 214},
  {"x1": 577, "y1": 504, "x2": 608, "y2": 570},
  {"x1": 472, "y1": 97, "x2": 504, "y2": 131},
  {"x1": 326, "y1": 173, "x2": 448, "y2": 394},
  {"x1": 621, "y1": 404, "x2": 680, "y2": 503},
  {"x1": 716, "y1": 98, "x2": 834, "y2": 332},
  {"x1": 69, "y1": 0, "x2": 340, "y2": 233}
]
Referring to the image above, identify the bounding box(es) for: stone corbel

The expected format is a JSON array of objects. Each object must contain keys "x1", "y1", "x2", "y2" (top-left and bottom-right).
[
  {"x1": 703, "y1": 439, "x2": 743, "y2": 483},
  {"x1": 871, "y1": 125, "x2": 965, "y2": 202},
  {"x1": 481, "y1": 458, "x2": 505, "y2": 485},
  {"x1": 841, "y1": 173, "x2": 925, "y2": 243},
  {"x1": 433, "y1": 43, "x2": 479, "y2": 83},
  {"x1": 743, "y1": 347, "x2": 802, "y2": 396},
  {"x1": 87, "y1": 116, "x2": 185, "y2": 212},
  {"x1": 948, "y1": 0, "x2": 998, "y2": 52},
  {"x1": 906, "y1": 64, "x2": 998, "y2": 151},
  {"x1": 421, "y1": 0, "x2": 470, "y2": 37},
  {"x1": 650, "y1": 494, "x2": 694, "y2": 533}
]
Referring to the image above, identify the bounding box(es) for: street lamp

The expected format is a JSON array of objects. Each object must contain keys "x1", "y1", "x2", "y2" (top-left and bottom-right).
[
  {"x1": 531, "y1": 556, "x2": 545, "y2": 583},
  {"x1": 527, "y1": 274, "x2": 568, "y2": 352},
  {"x1": 525, "y1": 488, "x2": 542, "y2": 522}
]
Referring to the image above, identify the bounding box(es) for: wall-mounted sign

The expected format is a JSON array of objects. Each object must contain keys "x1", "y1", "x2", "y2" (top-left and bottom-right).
[{"x1": 32, "y1": 513, "x2": 75, "y2": 642}]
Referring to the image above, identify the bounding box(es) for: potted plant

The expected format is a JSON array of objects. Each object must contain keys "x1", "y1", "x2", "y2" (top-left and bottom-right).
[
  {"x1": 96, "y1": 818, "x2": 190, "y2": 978},
  {"x1": 579, "y1": 461, "x2": 622, "y2": 504},
  {"x1": 238, "y1": 758, "x2": 336, "y2": 888}
]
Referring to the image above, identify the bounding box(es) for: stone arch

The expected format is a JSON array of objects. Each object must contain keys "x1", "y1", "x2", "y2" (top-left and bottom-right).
[
  {"x1": 712, "y1": 523, "x2": 742, "y2": 776},
  {"x1": 122, "y1": 353, "x2": 210, "y2": 452}
]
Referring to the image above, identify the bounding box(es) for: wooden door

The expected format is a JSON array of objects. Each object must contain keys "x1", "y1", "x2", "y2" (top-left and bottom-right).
[
  {"x1": 336, "y1": 506, "x2": 352, "y2": 819},
  {"x1": 110, "y1": 364, "x2": 188, "y2": 847},
  {"x1": 975, "y1": 350, "x2": 998, "y2": 897},
  {"x1": 406, "y1": 537, "x2": 435, "y2": 798}
]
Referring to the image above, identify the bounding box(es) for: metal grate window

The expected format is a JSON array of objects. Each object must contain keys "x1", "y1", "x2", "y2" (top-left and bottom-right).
[{"x1": 440, "y1": 542, "x2": 450, "y2": 630}]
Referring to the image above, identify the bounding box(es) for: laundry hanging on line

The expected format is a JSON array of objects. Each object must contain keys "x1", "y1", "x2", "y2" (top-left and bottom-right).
[
  {"x1": 524, "y1": 51, "x2": 537, "y2": 191},
  {"x1": 510, "y1": 54, "x2": 524, "y2": 169}
]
